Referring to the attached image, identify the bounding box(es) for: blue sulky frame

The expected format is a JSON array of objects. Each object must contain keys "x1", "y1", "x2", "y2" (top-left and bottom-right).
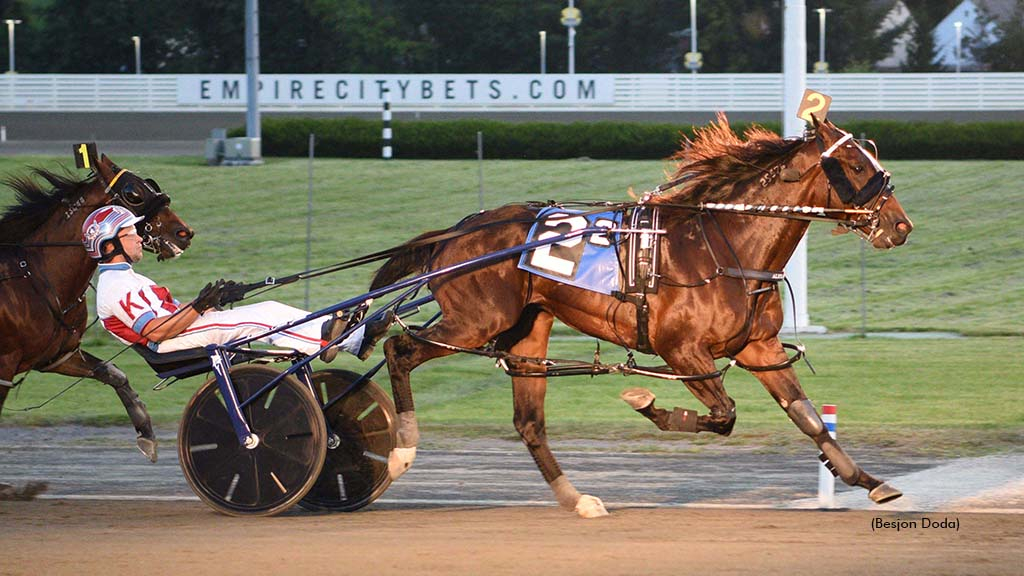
[{"x1": 206, "y1": 226, "x2": 610, "y2": 449}]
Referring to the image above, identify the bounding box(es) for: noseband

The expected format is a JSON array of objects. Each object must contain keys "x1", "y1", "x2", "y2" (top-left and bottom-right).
[{"x1": 819, "y1": 132, "x2": 895, "y2": 241}]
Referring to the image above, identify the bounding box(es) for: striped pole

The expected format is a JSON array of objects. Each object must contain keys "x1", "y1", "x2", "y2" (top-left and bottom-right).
[
  {"x1": 382, "y1": 88, "x2": 392, "y2": 160},
  {"x1": 818, "y1": 403, "x2": 837, "y2": 507}
]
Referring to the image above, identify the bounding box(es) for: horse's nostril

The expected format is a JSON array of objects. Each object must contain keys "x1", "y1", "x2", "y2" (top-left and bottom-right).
[{"x1": 896, "y1": 221, "x2": 911, "y2": 235}]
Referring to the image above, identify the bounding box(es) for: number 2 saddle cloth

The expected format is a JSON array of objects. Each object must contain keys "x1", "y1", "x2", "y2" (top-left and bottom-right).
[{"x1": 517, "y1": 206, "x2": 660, "y2": 296}]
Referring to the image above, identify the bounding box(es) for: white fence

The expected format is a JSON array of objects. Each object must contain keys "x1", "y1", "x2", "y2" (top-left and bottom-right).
[{"x1": 1, "y1": 73, "x2": 1021, "y2": 112}]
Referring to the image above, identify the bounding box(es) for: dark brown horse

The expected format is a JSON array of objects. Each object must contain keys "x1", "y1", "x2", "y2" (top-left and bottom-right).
[
  {"x1": 370, "y1": 115, "x2": 913, "y2": 517},
  {"x1": 0, "y1": 153, "x2": 193, "y2": 463}
]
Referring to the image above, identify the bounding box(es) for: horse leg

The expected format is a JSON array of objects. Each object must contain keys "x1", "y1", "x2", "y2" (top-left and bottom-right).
[
  {"x1": 735, "y1": 338, "x2": 902, "y2": 503},
  {"x1": 623, "y1": 347, "x2": 737, "y2": 436},
  {"x1": 508, "y1": 309, "x2": 608, "y2": 518},
  {"x1": 382, "y1": 319, "x2": 494, "y2": 480},
  {"x1": 47, "y1": 350, "x2": 158, "y2": 463}
]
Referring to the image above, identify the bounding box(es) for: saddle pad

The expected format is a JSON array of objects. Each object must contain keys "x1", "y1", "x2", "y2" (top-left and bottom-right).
[{"x1": 517, "y1": 207, "x2": 622, "y2": 295}]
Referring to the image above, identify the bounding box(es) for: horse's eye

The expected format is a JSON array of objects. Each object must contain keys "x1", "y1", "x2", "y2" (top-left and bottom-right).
[
  {"x1": 121, "y1": 182, "x2": 145, "y2": 205},
  {"x1": 853, "y1": 165, "x2": 865, "y2": 174}
]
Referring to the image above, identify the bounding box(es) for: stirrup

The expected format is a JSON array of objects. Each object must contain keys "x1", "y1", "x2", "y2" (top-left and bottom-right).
[{"x1": 344, "y1": 298, "x2": 373, "y2": 331}]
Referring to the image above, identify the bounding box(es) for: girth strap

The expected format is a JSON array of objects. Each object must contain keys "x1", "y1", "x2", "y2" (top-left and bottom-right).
[
  {"x1": 611, "y1": 292, "x2": 655, "y2": 355},
  {"x1": 719, "y1": 267, "x2": 785, "y2": 283}
]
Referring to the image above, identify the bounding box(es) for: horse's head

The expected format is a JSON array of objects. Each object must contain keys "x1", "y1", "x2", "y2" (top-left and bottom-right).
[
  {"x1": 811, "y1": 117, "x2": 913, "y2": 249},
  {"x1": 93, "y1": 154, "x2": 194, "y2": 261}
]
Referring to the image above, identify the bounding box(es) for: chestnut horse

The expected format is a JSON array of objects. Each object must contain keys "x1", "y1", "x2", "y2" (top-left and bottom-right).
[
  {"x1": 371, "y1": 115, "x2": 913, "y2": 517},
  {"x1": 0, "y1": 154, "x2": 193, "y2": 462}
]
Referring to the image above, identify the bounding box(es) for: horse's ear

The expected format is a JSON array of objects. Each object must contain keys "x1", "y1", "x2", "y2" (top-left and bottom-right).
[
  {"x1": 100, "y1": 153, "x2": 122, "y2": 173},
  {"x1": 93, "y1": 153, "x2": 119, "y2": 185},
  {"x1": 809, "y1": 113, "x2": 823, "y2": 129}
]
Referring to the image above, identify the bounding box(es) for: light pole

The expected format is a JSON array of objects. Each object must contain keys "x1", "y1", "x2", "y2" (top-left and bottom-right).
[
  {"x1": 684, "y1": 0, "x2": 702, "y2": 73},
  {"x1": 5, "y1": 19, "x2": 21, "y2": 74},
  {"x1": 954, "y1": 21, "x2": 962, "y2": 73},
  {"x1": 814, "y1": 8, "x2": 831, "y2": 73},
  {"x1": 561, "y1": 1, "x2": 581, "y2": 74},
  {"x1": 539, "y1": 30, "x2": 547, "y2": 74},
  {"x1": 131, "y1": 35, "x2": 141, "y2": 74}
]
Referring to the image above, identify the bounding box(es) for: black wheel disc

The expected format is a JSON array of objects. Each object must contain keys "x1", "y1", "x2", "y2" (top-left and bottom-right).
[
  {"x1": 299, "y1": 369, "x2": 397, "y2": 512},
  {"x1": 178, "y1": 365, "x2": 326, "y2": 516}
]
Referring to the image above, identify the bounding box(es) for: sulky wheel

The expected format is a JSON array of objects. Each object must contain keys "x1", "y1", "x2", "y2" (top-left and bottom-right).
[
  {"x1": 299, "y1": 369, "x2": 397, "y2": 512},
  {"x1": 178, "y1": 365, "x2": 327, "y2": 517}
]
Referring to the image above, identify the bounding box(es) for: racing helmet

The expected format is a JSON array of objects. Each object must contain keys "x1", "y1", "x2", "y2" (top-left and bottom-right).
[{"x1": 82, "y1": 205, "x2": 144, "y2": 260}]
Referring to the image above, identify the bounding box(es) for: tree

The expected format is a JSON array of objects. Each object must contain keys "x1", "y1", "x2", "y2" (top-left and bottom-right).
[
  {"x1": 5, "y1": 0, "x2": 906, "y2": 74},
  {"x1": 809, "y1": 1, "x2": 906, "y2": 72},
  {"x1": 972, "y1": 3, "x2": 1024, "y2": 71},
  {"x1": 900, "y1": 0, "x2": 960, "y2": 71},
  {"x1": 15, "y1": 0, "x2": 184, "y2": 73}
]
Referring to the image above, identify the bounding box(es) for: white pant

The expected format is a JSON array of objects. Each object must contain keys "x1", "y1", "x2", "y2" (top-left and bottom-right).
[{"x1": 155, "y1": 301, "x2": 364, "y2": 356}]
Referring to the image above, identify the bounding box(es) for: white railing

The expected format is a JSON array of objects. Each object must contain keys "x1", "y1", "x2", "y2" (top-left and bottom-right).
[{"x1": 1, "y1": 73, "x2": 1021, "y2": 112}]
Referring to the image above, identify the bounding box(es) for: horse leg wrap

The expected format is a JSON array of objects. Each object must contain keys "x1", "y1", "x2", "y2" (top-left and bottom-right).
[
  {"x1": 388, "y1": 411, "x2": 419, "y2": 481},
  {"x1": 818, "y1": 439, "x2": 862, "y2": 485},
  {"x1": 621, "y1": 388, "x2": 699, "y2": 433},
  {"x1": 396, "y1": 411, "x2": 420, "y2": 448},
  {"x1": 786, "y1": 399, "x2": 825, "y2": 437},
  {"x1": 786, "y1": 400, "x2": 860, "y2": 484},
  {"x1": 549, "y1": 475, "x2": 581, "y2": 510},
  {"x1": 667, "y1": 407, "x2": 699, "y2": 433},
  {"x1": 97, "y1": 363, "x2": 158, "y2": 463},
  {"x1": 0, "y1": 379, "x2": 13, "y2": 388}
]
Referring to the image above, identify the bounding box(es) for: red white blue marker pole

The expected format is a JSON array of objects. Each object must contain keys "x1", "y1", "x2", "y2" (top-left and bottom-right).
[{"x1": 818, "y1": 404, "x2": 837, "y2": 507}]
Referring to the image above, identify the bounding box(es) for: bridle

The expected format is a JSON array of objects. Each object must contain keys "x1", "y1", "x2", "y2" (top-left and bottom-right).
[
  {"x1": 818, "y1": 131, "x2": 895, "y2": 242},
  {"x1": 646, "y1": 128, "x2": 896, "y2": 245},
  {"x1": 99, "y1": 168, "x2": 175, "y2": 256}
]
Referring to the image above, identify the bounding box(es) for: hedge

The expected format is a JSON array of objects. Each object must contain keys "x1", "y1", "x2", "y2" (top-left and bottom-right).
[{"x1": 231, "y1": 117, "x2": 1023, "y2": 160}]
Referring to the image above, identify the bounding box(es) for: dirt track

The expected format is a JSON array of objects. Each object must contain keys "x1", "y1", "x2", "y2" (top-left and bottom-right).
[{"x1": 2, "y1": 500, "x2": 1020, "y2": 576}]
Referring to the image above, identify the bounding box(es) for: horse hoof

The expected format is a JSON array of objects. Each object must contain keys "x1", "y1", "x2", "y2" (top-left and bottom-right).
[
  {"x1": 575, "y1": 495, "x2": 609, "y2": 518},
  {"x1": 137, "y1": 437, "x2": 158, "y2": 463},
  {"x1": 388, "y1": 446, "x2": 417, "y2": 480},
  {"x1": 620, "y1": 387, "x2": 655, "y2": 410},
  {"x1": 869, "y1": 482, "x2": 903, "y2": 504}
]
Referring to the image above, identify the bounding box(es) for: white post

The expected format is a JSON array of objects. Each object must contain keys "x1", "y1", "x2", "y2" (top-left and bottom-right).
[
  {"x1": 568, "y1": 30, "x2": 575, "y2": 74},
  {"x1": 814, "y1": 8, "x2": 831, "y2": 73},
  {"x1": 245, "y1": 0, "x2": 261, "y2": 143},
  {"x1": 690, "y1": 0, "x2": 698, "y2": 75},
  {"x1": 954, "y1": 21, "x2": 962, "y2": 73},
  {"x1": 566, "y1": 0, "x2": 577, "y2": 74},
  {"x1": 539, "y1": 31, "x2": 547, "y2": 74},
  {"x1": 818, "y1": 404, "x2": 837, "y2": 507},
  {"x1": 5, "y1": 19, "x2": 21, "y2": 73},
  {"x1": 131, "y1": 36, "x2": 141, "y2": 74},
  {"x1": 782, "y1": 0, "x2": 816, "y2": 332}
]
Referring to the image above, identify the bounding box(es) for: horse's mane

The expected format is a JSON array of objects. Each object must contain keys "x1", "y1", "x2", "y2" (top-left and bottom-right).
[
  {"x1": 654, "y1": 113, "x2": 806, "y2": 204},
  {"x1": 0, "y1": 168, "x2": 92, "y2": 242}
]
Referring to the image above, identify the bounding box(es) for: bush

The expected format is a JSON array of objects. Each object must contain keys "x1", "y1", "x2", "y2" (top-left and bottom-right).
[{"x1": 233, "y1": 118, "x2": 1022, "y2": 160}]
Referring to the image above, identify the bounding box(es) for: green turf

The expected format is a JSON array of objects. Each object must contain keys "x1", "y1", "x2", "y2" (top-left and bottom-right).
[{"x1": 1, "y1": 156, "x2": 1021, "y2": 452}]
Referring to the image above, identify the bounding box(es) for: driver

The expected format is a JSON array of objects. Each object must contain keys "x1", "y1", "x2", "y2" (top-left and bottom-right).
[{"x1": 83, "y1": 206, "x2": 391, "y2": 362}]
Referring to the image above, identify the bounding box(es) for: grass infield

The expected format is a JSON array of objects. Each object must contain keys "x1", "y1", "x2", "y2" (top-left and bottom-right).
[{"x1": 1, "y1": 156, "x2": 1021, "y2": 453}]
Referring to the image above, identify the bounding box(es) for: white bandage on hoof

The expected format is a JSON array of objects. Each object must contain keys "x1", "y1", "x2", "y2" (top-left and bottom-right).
[
  {"x1": 136, "y1": 437, "x2": 158, "y2": 463},
  {"x1": 388, "y1": 446, "x2": 417, "y2": 480},
  {"x1": 620, "y1": 387, "x2": 656, "y2": 410},
  {"x1": 575, "y1": 494, "x2": 610, "y2": 518}
]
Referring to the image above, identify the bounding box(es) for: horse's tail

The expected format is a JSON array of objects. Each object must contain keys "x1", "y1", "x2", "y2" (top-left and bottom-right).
[{"x1": 370, "y1": 228, "x2": 451, "y2": 291}]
